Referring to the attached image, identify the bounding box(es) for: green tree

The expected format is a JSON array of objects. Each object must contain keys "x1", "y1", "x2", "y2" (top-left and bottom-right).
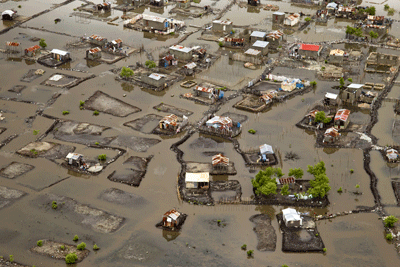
[
  {"x1": 120, "y1": 67, "x2": 134, "y2": 78},
  {"x1": 384, "y1": 4, "x2": 390, "y2": 11},
  {"x1": 347, "y1": 78, "x2": 353, "y2": 82},
  {"x1": 39, "y1": 39, "x2": 47, "y2": 48},
  {"x1": 281, "y1": 184, "x2": 290, "y2": 196},
  {"x1": 288, "y1": 168, "x2": 304, "y2": 179},
  {"x1": 388, "y1": 8, "x2": 395, "y2": 15},
  {"x1": 307, "y1": 161, "x2": 331, "y2": 198},
  {"x1": 314, "y1": 111, "x2": 331, "y2": 124},
  {"x1": 384, "y1": 215, "x2": 399, "y2": 228},
  {"x1": 145, "y1": 60, "x2": 156, "y2": 69},
  {"x1": 339, "y1": 77, "x2": 345, "y2": 88},
  {"x1": 252, "y1": 167, "x2": 285, "y2": 196},
  {"x1": 65, "y1": 253, "x2": 78, "y2": 264},
  {"x1": 365, "y1": 6, "x2": 376, "y2": 15},
  {"x1": 305, "y1": 17, "x2": 311, "y2": 22},
  {"x1": 307, "y1": 161, "x2": 326, "y2": 176},
  {"x1": 310, "y1": 81, "x2": 317, "y2": 87},
  {"x1": 369, "y1": 31, "x2": 379, "y2": 39}
]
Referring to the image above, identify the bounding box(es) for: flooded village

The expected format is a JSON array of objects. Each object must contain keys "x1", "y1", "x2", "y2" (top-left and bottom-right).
[{"x1": 2, "y1": 0, "x2": 400, "y2": 266}]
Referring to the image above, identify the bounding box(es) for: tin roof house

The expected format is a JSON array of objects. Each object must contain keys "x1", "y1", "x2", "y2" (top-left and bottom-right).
[
  {"x1": 212, "y1": 20, "x2": 233, "y2": 33},
  {"x1": 323, "y1": 127, "x2": 340, "y2": 143},
  {"x1": 185, "y1": 172, "x2": 209, "y2": 189},
  {"x1": 212, "y1": 153, "x2": 229, "y2": 169},
  {"x1": 86, "y1": 47, "x2": 102, "y2": 60},
  {"x1": 272, "y1": 12, "x2": 285, "y2": 24},
  {"x1": 386, "y1": 148, "x2": 399, "y2": 162},
  {"x1": 51, "y1": 49, "x2": 71, "y2": 62},
  {"x1": 88, "y1": 35, "x2": 108, "y2": 46},
  {"x1": 193, "y1": 84, "x2": 220, "y2": 100},
  {"x1": 284, "y1": 13, "x2": 300, "y2": 26},
  {"x1": 251, "y1": 41, "x2": 269, "y2": 56},
  {"x1": 161, "y1": 209, "x2": 185, "y2": 229},
  {"x1": 141, "y1": 73, "x2": 167, "y2": 88},
  {"x1": 169, "y1": 45, "x2": 193, "y2": 61},
  {"x1": 334, "y1": 109, "x2": 350, "y2": 129},
  {"x1": 266, "y1": 30, "x2": 284, "y2": 47},
  {"x1": 65, "y1": 153, "x2": 85, "y2": 167},
  {"x1": 206, "y1": 116, "x2": 232, "y2": 129},
  {"x1": 259, "y1": 144, "x2": 274, "y2": 162},
  {"x1": 2, "y1": 10, "x2": 16, "y2": 20},
  {"x1": 24, "y1": 45, "x2": 41, "y2": 57},
  {"x1": 159, "y1": 54, "x2": 176, "y2": 67},
  {"x1": 340, "y1": 83, "x2": 363, "y2": 105},
  {"x1": 324, "y1": 92, "x2": 340, "y2": 106},
  {"x1": 250, "y1": 31, "x2": 267, "y2": 43},
  {"x1": 282, "y1": 208, "x2": 302, "y2": 227},
  {"x1": 159, "y1": 114, "x2": 179, "y2": 130},
  {"x1": 298, "y1": 44, "x2": 322, "y2": 59}
]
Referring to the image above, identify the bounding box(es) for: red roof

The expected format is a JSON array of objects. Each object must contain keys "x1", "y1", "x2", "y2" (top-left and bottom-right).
[
  {"x1": 334, "y1": 109, "x2": 350, "y2": 122},
  {"x1": 25, "y1": 45, "x2": 40, "y2": 52},
  {"x1": 300, "y1": 44, "x2": 320, "y2": 52}
]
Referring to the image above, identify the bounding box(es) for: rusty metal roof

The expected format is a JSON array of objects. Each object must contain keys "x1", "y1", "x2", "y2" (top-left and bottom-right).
[
  {"x1": 160, "y1": 114, "x2": 178, "y2": 126},
  {"x1": 212, "y1": 153, "x2": 229, "y2": 166},
  {"x1": 334, "y1": 109, "x2": 350, "y2": 122},
  {"x1": 324, "y1": 127, "x2": 339, "y2": 137},
  {"x1": 89, "y1": 35, "x2": 106, "y2": 41},
  {"x1": 306, "y1": 109, "x2": 319, "y2": 118},
  {"x1": 278, "y1": 177, "x2": 295, "y2": 184},
  {"x1": 195, "y1": 85, "x2": 213, "y2": 93},
  {"x1": 225, "y1": 37, "x2": 245, "y2": 43},
  {"x1": 25, "y1": 45, "x2": 40, "y2": 52},
  {"x1": 89, "y1": 47, "x2": 101, "y2": 53},
  {"x1": 6, "y1": 41, "x2": 19, "y2": 47},
  {"x1": 206, "y1": 116, "x2": 232, "y2": 126},
  {"x1": 163, "y1": 209, "x2": 181, "y2": 221}
]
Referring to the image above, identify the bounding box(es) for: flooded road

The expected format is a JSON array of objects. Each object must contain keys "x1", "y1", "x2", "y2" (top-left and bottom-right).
[{"x1": 0, "y1": 0, "x2": 400, "y2": 266}]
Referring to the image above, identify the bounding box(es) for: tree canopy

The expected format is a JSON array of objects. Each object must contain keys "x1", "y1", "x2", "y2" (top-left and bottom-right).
[
  {"x1": 120, "y1": 67, "x2": 134, "y2": 78},
  {"x1": 307, "y1": 161, "x2": 331, "y2": 198},
  {"x1": 314, "y1": 111, "x2": 331, "y2": 124},
  {"x1": 252, "y1": 167, "x2": 284, "y2": 196},
  {"x1": 369, "y1": 31, "x2": 379, "y2": 39},
  {"x1": 39, "y1": 39, "x2": 47, "y2": 48},
  {"x1": 288, "y1": 168, "x2": 304, "y2": 179},
  {"x1": 384, "y1": 215, "x2": 398, "y2": 228},
  {"x1": 145, "y1": 60, "x2": 156, "y2": 69}
]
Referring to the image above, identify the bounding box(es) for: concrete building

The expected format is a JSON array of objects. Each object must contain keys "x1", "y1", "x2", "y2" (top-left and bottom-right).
[
  {"x1": 248, "y1": 0, "x2": 260, "y2": 6},
  {"x1": 266, "y1": 30, "x2": 284, "y2": 47},
  {"x1": 360, "y1": 91, "x2": 378, "y2": 104},
  {"x1": 282, "y1": 208, "x2": 302, "y2": 227},
  {"x1": 250, "y1": 31, "x2": 267, "y2": 43},
  {"x1": 334, "y1": 109, "x2": 350, "y2": 129},
  {"x1": 183, "y1": 62, "x2": 197, "y2": 75},
  {"x1": 244, "y1": 48, "x2": 262, "y2": 61},
  {"x1": 206, "y1": 116, "x2": 233, "y2": 131},
  {"x1": 298, "y1": 44, "x2": 322, "y2": 59},
  {"x1": 340, "y1": 83, "x2": 363, "y2": 104},
  {"x1": 24, "y1": 45, "x2": 41, "y2": 57},
  {"x1": 144, "y1": 15, "x2": 169, "y2": 31},
  {"x1": 169, "y1": 45, "x2": 193, "y2": 61},
  {"x1": 108, "y1": 39, "x2": 123, "y2": 49},
  {"x1": 212, "y1": 20, "x2": 233, "y2": 33},
  {"x1": 329, "y1": 49, "x2": 344, "y2": 64},
  {"x1": 176, "y1": 0, "x2": 191, "y2": 9},
  {"x1": 133, "y1": 0, "x2": 150, "y2": 7},
  {"x1": 50, "y1": 49, "x2": 71, "y2": 62},
  {"x1": 194, "y1": 84, "x2": 219, "y2": 99},
  {"x1": 284, "y1": 13, "x2": 300, "y2": 26},
  {"x1": 86, "y1": 47, "x2": 102, "y2": 60},
  {"x1": 142, "y1": 73, "x2": 167, "y2": 87},
  {"x1": 367, "y1": 52, "x2": 398, "y2": 66},
  {"x1": 324, "y1": 92, "x2": 340, "y2": 106},
  {"x1": 185, "y1": 172, "x2": 209, "y2": 189},
  {"x1": 159, "y1": 54, "x2": 175, "y2": 67},
  {"x1": 159, "y1": 114, "x2": 179, "y2": 131},
  {"x1": 2, "y1": 10, "x2": 16, "y2": 20},
  {"x1": 272, "y1": 12, "x2": 285, "y2": 24},
  {"x1": 251, "y1": 41, "x2": 269, "y2": 55},
  {"x1": 88, "y1": 35, "x2": 108, "y2": 46}
]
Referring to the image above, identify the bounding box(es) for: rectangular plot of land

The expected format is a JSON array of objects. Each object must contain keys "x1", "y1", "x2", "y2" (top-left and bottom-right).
[
  {"x1": 8, "y1": 85, "x2": 27, "y2": 93},
  {"x1": 107, "y1": 156, "x2": 152, "y2": 187},
  {"x1": 153, "y1": 103, "x2": 193, "y2": 117},
  {"x1": 123, "y1": 114, "x2": 162, "y2": 133},
  {"x1": 0, "y1": 162, "x2": 35, "y2": 179},
  {"x1": 84, "y1": 91, "x2": 141, "y2": 117},
  {"x1": 0, "y1": 186, "x2": 26, "y2": 210},
  {"x1": 20, "y1": 69, "x2": 45, "y2": 83},
  {"x1": 41, "y1": 73, "x2": 83, "y2": 89}
]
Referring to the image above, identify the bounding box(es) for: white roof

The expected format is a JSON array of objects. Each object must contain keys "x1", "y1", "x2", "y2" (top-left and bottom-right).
[
  {"x1": 260, "y1": 144, "x2": 274, "y2": 154},
  {"x1": 185, "y1": 62, "x2": 197, "y2": 69},
  {"x1": 170, "y1": 45, "x2": 193, "y2": 53},
  {"x1": 49, "y1": 74, "x2": 64, "y2": 81},
  {"x1": 185, "y1": 172, "x2": 209, "y2": 183},
  {"x1": 326, "y1": 2, "x2": 338, "y2": 9},
  {"x1": 325, "y1": 92, "x2": 338, "y2": 99},
  {"x1": 143, "y1": 14, "x2": 166, "y2": 23},
  {"x1": 245, "y1": 48, "x2": 261, "y2": 56},
  {"x1": 66, "y1": 153, "x2": 83, "y2": 160},
  {"x1": 2, "y1": 10, "x2": 14, "y2": 16},
  {"x1": 51, "y1": 49, "x2": 70, "y2": 56},
  {"x1": 252, "y1": 40, "x2": 269, "y2": 48},
  {"x1": 213, "y1": 20, "x2": 232, "y2": 25},
  {"x1": 273, "y1": 12, "x2": 285, "y2": 15},
  {"x1": 250, "y1": 31, "x2": 267, "y2": 38},
  {"x1": 347, "y1": 83, "x2": 364, "y2": 89},
  {"x1": 149, "y1": 73, "x2": 166, "y2": 80},
  {"x1": 282, "y1": 208, "x2": 301, "y2": 221}
]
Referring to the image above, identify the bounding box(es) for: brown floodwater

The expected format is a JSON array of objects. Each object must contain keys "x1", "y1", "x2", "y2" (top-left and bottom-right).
[{"x1": 0, "y1": 0, "x2": 400, "y2": 266}]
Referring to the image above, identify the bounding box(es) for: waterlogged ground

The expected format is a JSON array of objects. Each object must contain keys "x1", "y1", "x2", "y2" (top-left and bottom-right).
[{"x1": 0, "y1": 0, "x2": 400, "y2": 266}]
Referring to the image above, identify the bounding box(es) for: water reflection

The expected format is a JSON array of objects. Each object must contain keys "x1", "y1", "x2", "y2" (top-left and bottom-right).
[{"x1": 162, "y1": 229, "x2": 181, "y2": 241}]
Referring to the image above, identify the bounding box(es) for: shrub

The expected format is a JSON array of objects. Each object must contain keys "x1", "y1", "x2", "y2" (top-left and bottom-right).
[
  {"x1": 60, "y1": 245, "x2": 65, "y2": 250},
  {"x1": 145, "y1": 60, "x2": 156, "y2": 69},
  {"x1": 347, "y1": 78, "x2": 353, "y2": 82},
  {"x1": 248, "y1": 129, "x2": 256, "y2": 134},
  {"x1": 384, "y1": 215, "x2": 399, "y2": 228},
  {"x1": 281, "y1": 184, "x2": 290, "y2": 196},
  {"x1": 39, "y1": 39, "x2": 47, "y2": 48},
  {"x1": 369, "y1": 31, "x2": 379, "y2": 39},
  {"x1": 9, "y1": 255, "x2": 13, "y2": 263},
  {"x1": 37, "y1": 240, "x2": 43, "y2": 247},
  {"x1": 33, "y1": 130, "x2": 39, "y2": 135},
  {"x1": 52, "y1": 201, "x2": 57, "y2": 209},
  {"x1": 30, "y1": 149, "x2": 38, "y2": 155},
  {"x1": 169, "y1": 32, "x2": 175, "y2": 35},
  {"x1": 95, "y1": 142, "x2": 99, "y2": 145},
  {"x1": 350, "y1": 169, "x2": 354, "y2": 173},
  {"x1": 384, "y1": 4, "x2": 390, "y2": 10},
  {"x1": 315, "y1": 233, "x2": 319, "y2": 237},
  {"x1": 217, "y1": 220, "x2": 221, "y2": 225},
  {"x1": 288, "y1": 168, "x2": 304, "y2": 179},
  {"x1": 18, "y1": 5, "x2": 21, "y2": 8},
  {"x1": 73, "y1": 235, "x2": 79, "y2": 241},
  {"x1": 62, "y1": 111, "x2": 70, "y2": 115},
  {"x1": 321, "y1": 66, "x2": 325, "y2": 71},
  {"x1": 337, "y1": 187, "x2": 343, "y2": 193},
  {"x1": 93, "y1": 244, "x2": 100, "y2": 250},
  {"x1": 93, "y1": 110, "x2": 99, "y2": 116},
  {"x1": 65, "y1": 253, "x2": 78, "y2": 264},
  {"x1": 365, "y1": 6, "x2": 375, "y2": 15},
  {"x1": 231, "y1": 29, "x2": 236, "y2": 34},
  {"x1": 247, "y1": 250, "x2": 254, "y2": 257},
  {"x1": 193, "y1": 0, "x2": 200, "y2": 3},
  {"x1": 388, "y1": 8, "x2": 395, "y2": 15},
  {"x1": 241, "y1": 244, "x2": 247, "y2": 250},
  {"x1": 98, "y1": 154, "x2": 106, "y2": 160},
  {"x1": 386, "y1": 233, "x2": 393, "y2": 240},
  {"x1": 323, "y1": 248, "x2": 327, "y2": 252},
  {"x1": 282, "y1": 265, "x2": 289, "y2": 267},
  {"x1": 305, "y1": 17, "x2": 311, "y2": 22},
  {"x1": 79, "y1": 101, "x2": 85, "y2": 107},
  {"x1": 218, "y1": 41, "x2": 223, "y2": 47},
  {"x1": 314, "y1": 111, "x2": 331, "y2": 124},
  {"x1": 310, "y1": 81, "x2": 317, "y2": 87},
  {"x1": 120, "y1": 67, "x2": 134, "y2": 78},
  {"x1": 339, "y1": 77, "x2": 345, "y2": 87},
  {"x1": 77, "y1": 242, "x2": 86, "y2": 251}
]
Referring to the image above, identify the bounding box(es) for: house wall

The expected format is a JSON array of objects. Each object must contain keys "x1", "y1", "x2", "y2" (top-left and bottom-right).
[
  {"x1": 141, "y1": 75, "x2": 165, "y2": 87},
  {"x1": 145, "y1": 19, "x2": 166, "y2": 31},
  {"x1": 329, "y1": 55, "x2": 343, "y2": 64},
  {"x1": 252, "y1": 46, "x2": 268, "y2": 55},
  {"x1": 169, "y1": 49, "x2": 192, "y2": 61},
  {"x1": 298, "y1": 49, "x2": 318, "y2": 59},
  {"x1": 273, "y1": 14, "x2": 285, "y2": 24},
  {"x1": 90, "y1": 39, "x2": 107, "y2": 47},
  {"x1": 213, "y1": 23, "x2": 233, "y2": 33},
  {"x1": 250, "y1": 36, "x2": 265, "y2": 43}
]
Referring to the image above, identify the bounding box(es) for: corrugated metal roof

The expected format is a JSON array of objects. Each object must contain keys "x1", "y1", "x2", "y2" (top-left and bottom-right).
[
  {"x1": 2, "y1": 10, "x2": 15, "y2": 16},
  {"x1": 252, "y1": 40, "x2": 269, "y2": 48},
  {"x1": 307, "y1": 109, "x2": 319, "y2": 118},
  {"x1": 170, "y1": 45, "x2": 193, "y2": 53},
  {"x1": 273, "y1": 11, "x2": 285, "y2": 15},
  {"x1": 278, "y1": 177, "x2": 295, "y2": 184},
  {"x1": 334, "y1": 109, "x2": 350, "y2": 122},
  {"x1": 89, "y1": 35, "x2": 106, "y2": 41},
  {"x1": 212, "y1": 153, "x2": 229, "y2": 166},
  {"x1": 89, "y1": 47, "x2": 101, "y2": 53},
  {"x1": 112, "y1": 39, "x2": 123, "y2": 44},
  {"x1": 330, "y1": 49, "x2": 344, "y2": 56},
  {"x1": 184, "y1": 62, "x2": 197, "y2": 69},
  {"x1": 213, "y1": 20, "x2": 232, "y2": 25},
  {"x1": 245, "y1": 48, "x2": 261, "y2": 56},
  {"x1": 260, "y1": 144, "x2": 273, "y2": 154},
  {"x1": 163, "y1": 209, "x2": 181, "y2": 221},
  {"x1": 225, "y1": 37, "x2": 245, "y2": 43},
  {"x1": 250, "y1": 31, "x2": 267, "y2": 38},
  {"x1": 195, "y1": 85, "x2": 213, "y2": 93},
  {"x1": 6, "y1": 41, "x2": 19, "y2": 47},
  {"x1": 299, "y1": 44, "x2": 320, "y2": 52},
  {"x1": 66, "y1": 153, "x2": 83, "y2": 160},
  {"x1": 143, "y1": 14, "x2": 167, "y2": 23},
  {"x1": 149, "y1": 73, "x2": 166, "y2": 80},
  {"x1": 51, "y1": 49, "x2": 69, "y2": 56},
  {"x1": 347, "y1": 83, "x2": 364, "y2": 89},
  {"x1": 324, "y1": 127, "x2": 339, "y2": 137},
  {"x1": 185, "y1": 172, "x2": 209, "y2": 183},
  {"x1": 206, "y1": 116, "x2": 232, "y2": 126},
  {"x1": 160, "y1": 114, "x2": 178, "y2": 126},
  {"x1": 325, "y1": 92, "x2": 338, "y2": 99},
  {"x1": 25, "y1": 45, "x2": 40, "y2": 52}
]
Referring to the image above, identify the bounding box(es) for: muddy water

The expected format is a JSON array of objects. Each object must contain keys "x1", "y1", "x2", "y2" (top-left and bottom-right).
[{"x1": 0, "y1": 0, "x2": 400, "y2": 266}]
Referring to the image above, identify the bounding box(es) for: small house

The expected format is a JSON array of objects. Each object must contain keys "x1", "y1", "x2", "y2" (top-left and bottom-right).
[
  {"x1": 326, "y1": 2, "x2": 338, "y2": 13},
  {"x1": 251, "y1": 41, "x2": 269, "y2": 55},
  {"x1": 143, "y1": 15, "x2": 168, "y2": 31},
  {"x1": 250, "y1": 31, "x2": 267, "y2": 43},
  {"x1": 95, "y1": 1, "x2": 112, "y2": 12},
  {"x1": 5, "y1": 41, "x2": 20, "y2": 52},
  {"x1": 305, "y1": 109, "x2": 319, "y2": 124},
  {"x1": 212, "y1": 20, "x2": 233, "y2": 33},
  {"x1": 224, "y1": 37, "x2": 245, "y2": 47},
  {"x1": 206, "y1": 116, "x2": 232, "y2": 130},
  {"x1": 24, "y1": 45, "x2": 41, "y2": 57},
  {"x1": 334, "y1": 109, "x2": 350, "y2": 129},
  {"x1": 142, "y1": 73, "x2": 167, "y2": 87},
  {"x1": 266, "y1": 30, "x2": 284, "y2": 47},
  {"x1": 329, "y1": 49, "x2": 344, "y2": 64},
  {"x1": 184, "y1": 62, "x2": 197, "y2": 75},
  {"x1": 259, "y1": 144, "x2": 273, "y2": 162},
  {"x1": 159, "y1": 54, "x2": 176, "y2": 67},
  {"x1": 2, "y1": 10, "x2": 16, "y2": 20},
  {"x1": 192, "y1": 47, "x2": 206, "y2": 59},
  {"x1": 298, "y1": 44, "x2": 322, "y2": 59},
  {"x1": 50, "y1": 49, "x2": 71, "y2": 62},
  {"x1": 159, "y1": 114, "x2": 179, "y2": 131},
  {"x1": 169, "y1": 45, "x2": 193, "y2": 61},
  {"x1": 323, "y1": 127, "x2": 340, "y2": 143},
  {"x1": 244, "y1": 48, "x2": 262, "y2": 59},
  {"x1": 185, "y1": 172, "x2": 209, "y2": 189},
  {"x1": 282, "y1": 208, "x2": 302, "y2": 227},
  {"x1": 277, "y1": 177, "x2": 295, "y2": 190},
  {"x1": 176, "y1": 0, "x2": 191, "y2": 9},
  {"x1": 340, "y1": 84, "x2": 363, "y2": 105},
  {"x1": 150, "y1": 0, "x2": 166, "y2": 7},
  {"x1": 324, "y1": 92, "x2": 340, "y2": 106},
  {"x1": 212, "y1": 153, "x2": 229, "y2": 169},
  {"x1": 248, "y1": 0, "x2": 260, "y2": 6},
  {"x1": 66, "y1": 153, "x2": 85, "y2": 167},
  {"x1": 284, "y1": 13, "x2": 300, "y2": 26},
  {"x1": 109, "y1": 39, "x2": 123, "y2": 49},
  {"x1": 259, "y1": 93, "x2": 273, "y2": 105},
  {"x1": 133, "y1": 0, "x2": 150, "y2": 7},
  {"x1": 194, "y1": 84, "x2": 219, "y2": 99},
  {"x1": 162, "y1": 209, "x2": 184, "y2": 229},
  {"x1": 86, "y1": 47, "x2": 102, "y2": 60},
  {"x1": 386, "y1": 148, "x2": 399, "y2": 162},
  {"x1": 360, "y1": 91, "x2": 378, "y2": 104},
  {"x1": 280, "y1": 80, "x2": 297, "y2": 92},
  {"x1": 272, "y1": 12, "x2": 285, "y2": 24},
  {"x1": 88, "y1": 35, "x2": 108, "y2": 46}
]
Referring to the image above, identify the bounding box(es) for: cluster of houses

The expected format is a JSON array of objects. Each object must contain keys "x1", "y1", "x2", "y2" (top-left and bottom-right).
[
  {"x1": 291, "y1": 43, "x2": 323, "y2": 59},
  {"x1": 198, "y1": 114, "x2": 242, "y2": 137},
  {"x1": 158, "y1": 114, "x2": 188, "y2": 133},
  {"x1": 124, "y1": 14, "x2": 185, "y2": 34},
  {"x1": 159, "y1": 45, "x2": 206, "y2": 70},
  {"x1": 85, "y1": 34, "x2": 126, "y2": 60}
]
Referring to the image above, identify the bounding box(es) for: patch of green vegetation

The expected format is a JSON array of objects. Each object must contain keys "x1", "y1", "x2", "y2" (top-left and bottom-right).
[
  {"x1": 281, "y1": 184, "x2": 290, "y2": 196},
  {"x1": 77, "y1": 242, "x2": 86, "y2": 250},
  {"x1": 30, "y1": 149, "x2": 38, "y2": 155},
  {"x1": 337, "y1": 187, "x2": 343, "y2": 193},
  {"x1": 93, "y1": 110, "x2": 99, "y2": 116},
  {"x1": 18, "y1": 5, "x2": 21, "y2": 8},
  {"x1": 314, "y1": 111, "x2": 331, "y2": 124},
  {"x1": 386, "y1": 233, "x2": 393, "y2": 240},
  {"x1": 388, "y1": 8, "x2": 395, "y2": 15},
  {"x1": 247, "y1": 250, "x2": 254, "y2": 257},
  {"x1": 288, "y1": 168, "x2": 304, "y2": 179},
  {"x1": 310, "y1": 80, "x2": 317, "y2": 87},
  {"x1": 350, "y1": 169, "x2": 354, "y2": 173},
  {"x1": 323, "y1": 248, "x2": 327, "y2": 252},
  {"x1": 80, "y1": 101, "x2": 85, "y2": 107},
  {"x1": 347, "y1": 78, "x2": 353, "y2": 82},
  {"x1": 37, "y1": 240, "x2": 43, "y2": 247},
  {"x1": 60, "y1": 245, "x2": 65, "y2": 250},
  {"x1": 384, "y1": 4, "x2": 390, "y2": 11},
  {"x1": 98, "y1": 154, "x2": 106, "y2": 161},
  {"x1": 252, "y1": 167, "x2": 284, "y2": 196},
  {"x1": 307, "y1": 161, "x2": 331, "y2": 198},
  {"x1": 145, "y1": 60, "x2": 156, "y2": 68},
  {"x1": 39, "y1": 39, "x2": 47, "y2": 48},
  {"x1": 384, "y1": 215, "x2": 398, "y2": 228},
  {"x1": 305, "y1": 17, "x2": 311, "y2": 22},
  {"x1": 248, "y1": 129, "x2": 256, "y2": 134},
  {"x1": 95, "y1": 142, "x2": 99, "y2": 145},
  {"x1": 321, "y1": 67, "x2": 325, "y2": 71},
  {"x1": 62, "y1": 111, "x2": 70, "y2": 115},
  {"x1": 218, "y1": 41, "x2": 223, "y2": 47},
  {"x1": 33, "y1": 130, "x2": 40, "y2": 135},
  {"x1": 120, "y1": 67, "x2": 134, "y2": 78},
  {"x1": 346, "y1": 26, "x2": 363, "y2": 37},
  {"x1": 365, "y1": 6, "x2": 375, "y2": 15},
  {"x1": 369, "y1": 31, "x2": 379, "y2": 39},
  {"x1": 93, "y1": 244, "x2": 100, "y2": 250},
  {"x1": 65, "y1": 253, "x2": 78, "y2": 264},
  {"x1": 9, "y1": 255, "x2": 13, "y2": 263},
  {"x1": 52, "y1": 201, "x2": 57, "y2": 209},
  {"x1": 73, "y1": 235, "x2": 79, "y2": 242},
  {"x1": 241, "y1": 244, "x2": 247, "y2": 250}
]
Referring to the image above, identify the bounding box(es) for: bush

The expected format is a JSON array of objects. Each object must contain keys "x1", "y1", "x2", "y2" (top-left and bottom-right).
[
  {"x1": 248, "y1": 129, "x2": 256, "y2": 134},
  {"x1": 231, "y1": 29, "x2": 235, "y2": 34},
  {"x1": 282, "y1": 265, "x2": 289, "y2": 267},
  {"x1": 39, "y1": 39, "x2": 47, "y2": 48},
  {"x1": 314, "y1": 111, "x2": 331, "y2": 124},
  {"x1": 384, "y1": 4, "x2": 390, "y2": 10},
  {"x1": 65, "y1": 253, "x2": 78, "y2": 264},
  {"x1": 350, "y1": 169, "x2": 354, "y2": 173},
  {"x1": 386, "y1": 233, "x2": 393, "y2": 240},
  {"x1": 347, "y1": 78, "x2": 353, "y2": 82},
  {"x1": 218, "y1": 41, "x2": 223, "y2": 47},
  {"x1": 315, "y1": 233, "x2": 319, "y2": 237},
  {"x1": 388, "y1": 8, "x2": 395, "y2": 15},
  {"x1": 30, "y1": 149, "x2": 38, "y2": 155},
  {"x1": 337, "y1": 187, "x2": 343, "y2": 193},
  {"x1": 33, "y1": 130, "x2": 39, "y2": 135},
  {"x1": 37, "y1": 240, "x2": 43, "y2": 247},
  {"x1": 79, "y1": 101, "x2": 85, "y2": 107},
  {"x1": 241, "y1": 244, "x2": 247, "y2": 250},
  {"x1": 247, "y1": 250, "x2": 254, "y2": 257},
  {"x1": 9, "y1": 255, "x2": 13, "y2": 263},
  {"x1": 18, "y1": 5, "x2": 21, "y2": 8},
  {"x1": 120, "y1": 67, "x2": 134, "y2": 78},
  {"x1": 73, "y1": 235, "x2": 79, "y2": 241},
  {"x1": 62, "y1": 111, "x2": 70, "y2": 115},
  {"x1": 93, "y1": 244, "x2": 100, "y2": 250},
  {"x1": 281, "y1": 184, "x2": 290, "y2": 196},
  {"x1": 323, "y1": 248, "x2": 327, "y2": 252},
  {"x1": 310, "y1": 81, "x2": 317, "y2": 87},
  {"x1": 305, "y1": 17, "x2": 311, "y2": 22},
  {"x1": 95, "y1": 142, "x2": 99, "y2": 145},
  {"x1": 145, "y1": 60, "x2": 156, "y2": 69},
  {"x1": 60, "y1": 245, "x2": 65, "y2": 250},
  {"x1": 365, "y1": 6, "x2": 375, "y2": 15},
  {"x1": 384, "y1": 215, "x2": 399, "y2": 228},
  {"x1": 98, "y1": 154, "x2": 106, "y2": 160},
  {"x1": 252, "y1": 168, "x2": 284, "y2": 196},
  {"x1": 93, "y1": 110, "x2": 99, "y2": 116},
  {"x1": 321, "y1": 66, "x2": 325, "y2": 71},
  {"x1": 288, "y1": 168, "x2": 304, "y2": 179},
  {"x1": 52, "y1": 201, "x2": 57, "y2": 209},
  {"x1": 369, "y1": 31, "x2": 379, "y2": 39},
  {"x1": 77, "y1": 242, "x2": 86, "y2": 251},
  {"x1": 217, "y1": 220, "x2": 221, "y2": 225}
]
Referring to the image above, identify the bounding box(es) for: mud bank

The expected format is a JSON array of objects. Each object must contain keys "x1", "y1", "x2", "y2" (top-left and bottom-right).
[
  {"x1": 153, "y1": 103, "x2": 193, "y2": 117},
  {"x1": 0, "y1": 186, "x2": 26, "y2": 210},
  {"x1": 98, "y1": 188, "x2": 147, "y2": 206},
  {"x1": 30, "y1": 240, "x2": 89, "y2": 262},
  {"x1": 0, "y1": 162, "x2": 35, "y2": 179},
  {"x1": 16, "y1": 141, "x2": 75, "y2": 160},
  {"x1": 186, "y1": 162, "x2": 237, "y2": 175},
  {"x1": 107, "y1": 156, "x2": 153, "y2": 187},
  {"x1": 249, "y1": 214, "x2": 276, "y2": 251}
]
